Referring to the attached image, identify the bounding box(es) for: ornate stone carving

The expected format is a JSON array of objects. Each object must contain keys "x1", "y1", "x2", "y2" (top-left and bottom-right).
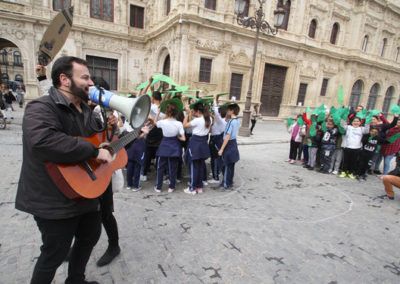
[
  {"x1": 0, "y1": 20, "x2": 27, "y2": 41},
  {"x1": 195, "y1": 39, "x2": 224, "y2": 53}
]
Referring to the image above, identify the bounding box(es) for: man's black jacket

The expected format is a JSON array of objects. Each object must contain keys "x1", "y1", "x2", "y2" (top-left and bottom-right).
[{"x1": 15, "y1": 87, "x2": 102, "y2": 219}]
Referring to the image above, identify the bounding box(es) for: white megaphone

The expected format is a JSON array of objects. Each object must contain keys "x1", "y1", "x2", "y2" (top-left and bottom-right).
[{"x1": 89, "y1": 87, "x2": 151, "y2": 128}]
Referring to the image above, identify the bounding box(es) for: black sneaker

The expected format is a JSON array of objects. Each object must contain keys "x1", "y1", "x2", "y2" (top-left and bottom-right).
[
  {"x1": 373, "y1": 170, "x2": 382, "y2": 175},
  {"x1": 96, "y1": 245, "x2": 121, "y2": 267},
  {"x1": 307, "y1": 167, "x2": 314, "y2": 170}
]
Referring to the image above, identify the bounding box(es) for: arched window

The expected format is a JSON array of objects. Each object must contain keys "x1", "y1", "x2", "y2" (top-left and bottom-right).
[
  {"x1": 382, "y1": 86, "x2": 394, "y2": 115},
  {"x1": 362, "y1": 35, "x2": 368, "y2": 52},
  {"x1": 277, "y1": 0, "x2": 291, "y2": 31},
  {"x1": 308, "y1": 19, "x2": 317, "y2": 38},
  {"x1": 381, "y1": 38, "x2": 387, "y2": 57},
  {"x1": 330, "y1": 22, "x2": 340, "y2": 45},
  {"x1": 163, "y1": 54, "x2": 170, "y2": 76},
  {"x1": 366, "y1": 83, "x2": 380, "y2": 110},
  {"x1": 349, "y1": 80, "x2": 364, "y2": 108},
  {"x1": 13, "y1": 51, "x2": 22, "y2": 66}
]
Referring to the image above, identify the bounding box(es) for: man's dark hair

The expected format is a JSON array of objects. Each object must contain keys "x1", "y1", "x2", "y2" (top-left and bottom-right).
[
  {"x1": 51, "y1": 56, "x2": 88, "y2": 88},
  {"x1": 152, "y1": 91, "x2": 162, "y2": 101}
]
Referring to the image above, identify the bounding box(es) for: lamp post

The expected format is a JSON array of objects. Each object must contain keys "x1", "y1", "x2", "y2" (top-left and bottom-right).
[{"x1": 235, "y1": 0, "x2": 285, "y2": 137}]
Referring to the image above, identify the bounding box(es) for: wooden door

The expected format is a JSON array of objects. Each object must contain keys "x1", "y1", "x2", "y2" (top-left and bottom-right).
[{"x1": 260, "y1": 64, "x2": 287, "y2": 116}]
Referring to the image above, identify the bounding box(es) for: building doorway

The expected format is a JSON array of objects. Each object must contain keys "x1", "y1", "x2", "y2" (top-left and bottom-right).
[
  {"x1": 0, "y1": 38, "x2": 24, "y2": 89},
  {"x1": 260, "y1": 63, "x2": 287, "y2": 116}
]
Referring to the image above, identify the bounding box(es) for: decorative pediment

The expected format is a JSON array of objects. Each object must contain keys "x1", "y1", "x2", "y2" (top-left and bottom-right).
[{"x1": 229, "y1": 50, "x2": 251, "y2": 66}]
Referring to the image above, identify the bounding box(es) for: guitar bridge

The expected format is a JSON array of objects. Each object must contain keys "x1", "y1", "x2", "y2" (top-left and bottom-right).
[{"x1": 82, "y1": 162, "x2": 97, "y2": 181}]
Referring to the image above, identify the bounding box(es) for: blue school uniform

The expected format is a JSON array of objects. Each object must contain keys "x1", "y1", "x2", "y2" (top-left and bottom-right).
[
  {"x1": 126, "y1": 138, "x2": 146, "y2": 188},
  {"x1": 156, "y1": 136, "x2": 182, "y2": 190},
  {"x1": 155, "y1": 119, "x2": 185, "y2": 190},
  {"x1": 222, "y1": 118, "x2": 240, "y2": 189}
]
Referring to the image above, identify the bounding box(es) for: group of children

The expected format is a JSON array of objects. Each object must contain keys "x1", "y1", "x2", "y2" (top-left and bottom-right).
[
  {"x1": 121, "y1": 87, "x2": 241, "y2": 195},
  {"x1": 287, "y1": 105, "x2": 400, "y2": 181}
]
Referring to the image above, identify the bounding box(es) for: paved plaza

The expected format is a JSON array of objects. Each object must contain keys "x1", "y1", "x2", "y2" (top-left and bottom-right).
[{"x1": 1, "y1": 108, "x2": 400, "y2": 283}]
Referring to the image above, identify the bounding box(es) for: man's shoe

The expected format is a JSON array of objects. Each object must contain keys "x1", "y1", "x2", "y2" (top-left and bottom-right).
[
  {"x1": 387, "y1": 195, "x2": 394, "y2": 200},
  {"x1": 303, "y1": 165, "x2": 310, "y2": 168},
  {"x1": 207, "y1": 179, "x2": 220, "y2": 184},
  {"x1": 96, "y1": 245, "x2": 121, "y2": 267},
  {"x1": 348, "y1": 173, "x2": 356, "y2": 179},
  {"x1": 307, "y1": 167, "x2": 314, "y2": 170},
  {"x1": 339, "y1": 171, "x2": 348, "y2": 178},
  {"x1": 154, "y1": 187, "x2": 161, "y2": 193},
  {"x1": 373, "y1": 170, "x2": 382, "y2": 175},
  {"x1": 131, "y1": 187, "x2": 142, "y2": 192}
]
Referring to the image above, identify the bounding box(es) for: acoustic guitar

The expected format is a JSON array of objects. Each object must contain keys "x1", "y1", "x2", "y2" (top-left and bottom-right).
[{"x1": 46, "y1": 127, "x2": 142, "y2": 199}]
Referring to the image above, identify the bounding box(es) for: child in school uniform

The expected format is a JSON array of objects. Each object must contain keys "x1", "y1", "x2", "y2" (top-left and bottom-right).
[
  {"x1": 208, "y1": 99, "x2": 227, "y2": 184},
  {"x1": 126, "y1": 129, "x2": 147, "y2": 192},
  {"x1": 357, "y1": 128, "x2": 383, "y2": 180},
  {"x1": 218, "y1": 103, "x2": 240, "y2": 190},
  {"x1": 339, "y1": 117, "x2": 370, "y2": 179},
  {"x1": 154, "y1": 99, "x2": 186, "y2": 193},
  {"x1": 183, "y1": 101, "x2": 212, "y2": 194},
  {"x1": 319, "y1": 119, "x2": 338, "y2": 173}
]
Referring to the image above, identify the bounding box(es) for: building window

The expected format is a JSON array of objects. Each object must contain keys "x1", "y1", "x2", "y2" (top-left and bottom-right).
[
  {"x1": 199, "y1": 58, "x2": 212, "y2": 83},
  {"x1": 297, "y1": 83, "x2": 308, "y2": 106},
  {"x1": 366, "y1": 83, "x2": 380, "y2": 110},
  {"x1": 382, "y1": 86, "x2": 394, "y2": 115},
  {"x1": 396, "y1": 47, "x2": 400, "y2": 62},
  {"x1": 277, "y1": 0, "x2": 291, "y2": 31},
  {"x1": 1, "y1": 49, "x2": 8, "y2": 65},
  {"x1": 229, "y1": 73, "x2": 243, "y2": 101},
  {"x1": 308, "y1": 19, "x2": 317, "y2": 38},
  {"x1": 362, "y1": 35, "x2": 368, "y2": 52},
  {"x1": 205, "y1": 0, "x2": 216, "y2": 10},
  {"x1": 53, "y1": 0, "x2": 71, "y2": 11},
  {"x1": 330, "y1": 22, "x2": 340, "y2": 45},
  {"x1": 349, "y1": 80, "x2": 363, "y2": 108},
  {"x1": 381, "y1": 38, "x2": 387, "y2": 57},
  {"x1": 320, "y1": 78, "x2": 329, "y2": 96},
  {"x1": 90, "y1": 0, "x2": 114, "y2": 22},
  {"x1": 130, "y1": 5, "x2": 144, "y2": 28},
  {"x1": 13, "y1": 51, "x2": 22, "y2": 66},
  {"x1": 86, "y1": 55, "x2": 118, "y2": 91},
  {"x1": 166, "y1": 0, "x2": 171, "y2": 15}
]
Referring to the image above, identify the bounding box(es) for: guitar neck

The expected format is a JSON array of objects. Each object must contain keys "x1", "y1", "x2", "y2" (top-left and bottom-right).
[{"x1": 109, "y1": 128, "x2": 141, "y2": 153}]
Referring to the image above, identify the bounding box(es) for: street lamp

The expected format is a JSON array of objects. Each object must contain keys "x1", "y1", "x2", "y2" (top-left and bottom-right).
[{"x1": 235, "y1": 0, "x2": 285, "y2": 137}]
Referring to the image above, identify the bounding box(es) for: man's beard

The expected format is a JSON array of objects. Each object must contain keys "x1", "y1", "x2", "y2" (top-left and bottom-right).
[{"x1": 70, "y1": 79, "x2": 89, "y2": 103}]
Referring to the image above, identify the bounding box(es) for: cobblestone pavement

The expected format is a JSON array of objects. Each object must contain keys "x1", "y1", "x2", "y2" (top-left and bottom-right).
[{"x1": 1, "y1": 107, "x2": 400, "y2": 283}]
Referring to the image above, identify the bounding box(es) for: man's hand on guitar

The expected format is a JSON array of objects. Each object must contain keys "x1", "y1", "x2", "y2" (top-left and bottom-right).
[{"x1": 96, "y1": 148, "x2": 113, "y2": 163}]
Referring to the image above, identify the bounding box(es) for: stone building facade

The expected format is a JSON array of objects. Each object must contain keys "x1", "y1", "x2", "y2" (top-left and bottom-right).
[{"x1": 0, "y1": 0, "x2": 399, "y2": 117}]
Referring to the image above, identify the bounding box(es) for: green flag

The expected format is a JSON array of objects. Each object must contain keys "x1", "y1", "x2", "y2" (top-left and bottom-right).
[
  {"x1": 297, "y1": 116, "x2": 304, "y2": 126},
  {"x1": 390, "y1": 104, "x2": 400, "y2": 115},
  {"x1": 286, "y1": 118, "x2": 294, "y2": 128}
]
